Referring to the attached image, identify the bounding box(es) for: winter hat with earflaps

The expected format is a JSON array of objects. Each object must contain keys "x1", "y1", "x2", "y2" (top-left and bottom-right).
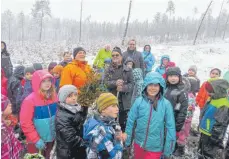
[
  {"x1": 96, "y1": 93, "x2": 118, "y2": 113},
  {"x1": 73, "y1": 47, "x2": 86, "y2": 59},
  {"x1": 58, "y1": 85, "x2": 78, "y2": 103}
]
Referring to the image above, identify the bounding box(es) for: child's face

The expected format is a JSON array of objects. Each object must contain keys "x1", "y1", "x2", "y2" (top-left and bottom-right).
[
  {"x1": 167, "y1": 75, "x2": 180, "y2": 84},
  {"x1": 3, "y1": 103, "x2": 12, "y2": 116},
  {"x1": 162, "y1": 58, "x2": 169, "y2": 66},
  {"x1": 147, "y1": 84, "x2": 160, "y2": 97},
  {"x1": 188, "y1": 70, "x2": 196, "y2": 76},
  {"x1": 53, "y1": 73, "x2": 60, "y2": 79},
  {"x1": 102, "y1": 105, "x2": 119, "y2": 119},
  {"x1": 40, "y1": 78, "x2": 52, "y2": 91},
  {"x1": 25, "y1": 72, "x2": 33, "y2": 80},
  {"x1": 144, "y1": 46, "x2": 150, "y2": 52},
  {"x1": 210, "y1": 70, "x2": 220, "y2": 78},
  {"x1": 126, "y1": 62, "x2": 133, "y2": 69},
  {"x1": 65, "y1": 92, "x2": 78, "y2": 105}
]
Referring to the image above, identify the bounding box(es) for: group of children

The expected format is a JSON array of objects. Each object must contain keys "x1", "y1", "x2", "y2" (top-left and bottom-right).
[{"x1": 1, "y1": 44, "x2": 229, "y2": 159}]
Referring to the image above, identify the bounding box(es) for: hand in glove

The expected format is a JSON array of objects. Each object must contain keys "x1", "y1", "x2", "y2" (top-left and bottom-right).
[{"x1": 35, "y1": 139, "x2": 46, "y2": 150}]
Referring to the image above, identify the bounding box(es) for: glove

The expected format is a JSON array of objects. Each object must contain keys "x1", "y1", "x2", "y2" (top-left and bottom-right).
[{"x1": 35, "y1": 139, "x2": 46, "y2": 150}]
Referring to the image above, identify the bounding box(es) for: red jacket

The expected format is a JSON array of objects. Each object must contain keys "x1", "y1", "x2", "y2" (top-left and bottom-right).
[{"x1": 1, "y1": 69, "x2": 8, "y2": 96}]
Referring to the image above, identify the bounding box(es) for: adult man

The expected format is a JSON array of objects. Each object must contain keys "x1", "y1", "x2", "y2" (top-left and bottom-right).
[
  {"x1": 122, "y1": 39, "x2": 144, "y2": 75},
  {"x1": 93, "y1": 44, "x2": 112, "y2": 72}
]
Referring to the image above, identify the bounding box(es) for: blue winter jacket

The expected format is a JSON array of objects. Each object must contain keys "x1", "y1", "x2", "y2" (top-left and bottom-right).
[
  {"x1": 155, "y1": 55, "x2": 170, "y2": 75},
  {"x1": 142, "y1": 51, "x2": 155, "y2": 72},
  {"x1": 125, "y1": 72, "x2": 176, "y2": 157}
]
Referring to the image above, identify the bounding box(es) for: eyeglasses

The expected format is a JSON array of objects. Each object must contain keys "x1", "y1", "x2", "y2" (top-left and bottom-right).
[{"x1": 112, "y1": 54, "x2": 120, "y2": 57}]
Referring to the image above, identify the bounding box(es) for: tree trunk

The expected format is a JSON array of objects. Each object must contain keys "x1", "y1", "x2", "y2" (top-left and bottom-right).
[
  {"x1": 222, "y1": 14, "x2": 229, "y2": 40},
  {"x1": 193, "y1": 0, "x2": 213, "y2": 45},
  {"x1": 39, "y1": 11, "x2": 44, "y2": 42},
  {"x1": 214, "y1": 0, "x2": 225, "y2": 40},
  {"x1": 122, "y1": 0, "x2": 132, "y2": 46},
  {"x1": 79, "y1": 0, "x2": 83, "y2": 43}
]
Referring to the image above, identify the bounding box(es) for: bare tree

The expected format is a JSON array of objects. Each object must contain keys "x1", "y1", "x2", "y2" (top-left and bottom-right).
[
  {"x1": 2, "y1": 10, "x2": 13, "y2": 43},
  {"x1": 193, "y1": 0, "x2": 213, "y2": 45},
  {"x1": 31, "y1": 0, "x2": 51, "y2": 42},
  {"x1": 193, "y1": 7, "x2": 198, "y2": 20},
  {"x1": 166, "y1": 0, "x2": 175, "y2": 40},
  {"x1": 122, "y1": 0, "x2": 133, "y2": 46},
  {"x1": 214, "y1": 0, "x2": 225, "y2": 40},
  {"x1": 18, "y1": 12, "x2": 25, "y2": 46},
  {"x1": 79, "y1": 0, "x2": 83, "y2": 42},
  {"x1": 222, "y1": 13, "x2": 229, "y2": 39}
]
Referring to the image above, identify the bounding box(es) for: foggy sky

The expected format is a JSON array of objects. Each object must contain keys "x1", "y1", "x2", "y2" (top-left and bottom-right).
[{"x1": 1, "y1": 0, "x2": 227, "y2": 23}]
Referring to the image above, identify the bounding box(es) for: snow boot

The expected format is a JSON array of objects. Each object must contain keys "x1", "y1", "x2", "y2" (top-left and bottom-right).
[{"x1": 173, "y1": 145, "x2": 185, "y2": 157}]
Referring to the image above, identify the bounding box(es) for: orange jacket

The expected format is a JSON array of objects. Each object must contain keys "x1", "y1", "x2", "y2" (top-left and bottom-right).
[
  {"x1": 196, "y1": 82, "x2": 209, "y2": 109},
  {"x1": 60, "y1": 60, "x2": 91, "y2": 89}
]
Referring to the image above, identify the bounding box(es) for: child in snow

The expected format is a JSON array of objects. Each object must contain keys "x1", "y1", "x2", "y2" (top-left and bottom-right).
[
  {"x1": 16, "y1": 66, "x2": 35, "y2": 112},
  {"x1": 55, "y1": 85, "x2": 87, "y2": 159},
  {"x1": 20, "y1": 70, "x2": 58, "y2": 158},
  {"x1": 196, "y1": 68, "x2": 221, "y2": 110},
  {"x1": 164, "y1": 67, "x2": 189, "y2": 157},
  {"x1": 183, "y1": 65, "x2": 200, "y2": 96},
  {"x1": 1, "y1": 94, "x2": 23, "y2": 159},
  {"x1": 155, "y1": 55, "x2": 170, "y2": 75},
  {"x1": 52, "y1": 65, "x2": 63, "y2": 92},
  {"x1": 7, "y1": 65, "x2": 25, "y2": 115},
  {"x1": 1, "y1": 68, "x2": 8, "y2": 96},
  {"x1": 83, "y1": 93, "x2": 124, "y2": 159},
  {"x1": 48, "y1": 62, "x2": 57, "y2": 75},
  {"x1": 142, "y1": 45, "x2": 155, "y2": 74},
  {"x1": 124, "y1": 72, "x2": 176, "y2": 159},
  {"x1": 198, "y1": 79, "x2": 229, "y2": 159}
]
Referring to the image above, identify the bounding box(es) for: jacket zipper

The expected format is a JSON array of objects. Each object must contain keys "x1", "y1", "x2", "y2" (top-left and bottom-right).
[{"x1": 143, "y1": 101, "x2": 153, "y2": 149}]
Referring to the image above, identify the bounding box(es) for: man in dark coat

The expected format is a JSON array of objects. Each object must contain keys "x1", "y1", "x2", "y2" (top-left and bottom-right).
[
  {"x1": 1, "y1": 41, "x2": 13, "y2": 78},
  {"x1": 104, "y1": 47, "x2": 134, "y2": 131},
  {"x1": 7, "y1": 65, "x2": 25, "y2": 115},
  {"x1": 122, "y1": 39, "x2": 144, "y2": 76}
]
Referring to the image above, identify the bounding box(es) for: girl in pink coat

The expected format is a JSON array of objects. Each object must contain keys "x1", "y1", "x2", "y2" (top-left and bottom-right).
[{"x1": 20, "y1": 70, "x2": 58, "y2": 158}]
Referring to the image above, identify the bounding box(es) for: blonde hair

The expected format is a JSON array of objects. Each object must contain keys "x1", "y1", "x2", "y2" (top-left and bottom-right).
[{"x1": 39, "y1": 84, "x2": 56, "y2": 100}]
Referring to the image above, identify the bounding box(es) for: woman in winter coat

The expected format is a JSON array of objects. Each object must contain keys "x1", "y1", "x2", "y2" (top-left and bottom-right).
[
  {"x1": 60, "y1": 47, "x2": 91, "y2": 89},
  {"x1": 20, "y1": 70, "x2": 58, "y2": 158},
  {"x1": 55, "y1": 85, "x2": 87, "y2": 159},
  {"x1": 1, "y1": 94, "x2": 23, "y2": 159},
  {"x1": 142, "y1": 45, "x2": 155, "y2": 74},
  {"x1": 104, "y1": 47, "x2": 134, "y2": 131},
  {"x1": 124, "y1": 72, "x2": 176, "y2": 159},
  {"x1": 1, "y1": 41, "x2": 13, "y2": 78}
]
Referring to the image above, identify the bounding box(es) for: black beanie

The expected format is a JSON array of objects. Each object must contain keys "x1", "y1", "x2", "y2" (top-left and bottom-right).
[
  {"x1": 24, "y1": 66, "x2": 35, "y2": 74},
  {"x1": 166, "y1": 67, "x2": 181, "y2": 76},
  {"x1": 112, "y1": 46, "x2": 122, "y2": 56},
  {"x1": 73, "y1": 47, "x2": 86, "y2": 58}
]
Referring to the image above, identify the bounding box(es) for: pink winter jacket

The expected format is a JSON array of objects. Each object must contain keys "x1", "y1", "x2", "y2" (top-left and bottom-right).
[{"x1": 20, "y1": 70, "x2": 58, "y2": 143}]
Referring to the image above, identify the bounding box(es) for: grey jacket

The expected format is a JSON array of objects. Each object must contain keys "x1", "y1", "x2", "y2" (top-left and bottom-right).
[
  {"x1": 104, "y1": 64, "x2": 134, "y2": 110},
  {"x1": 123, "y1": 49, "x2": 144, "y2": 74}
]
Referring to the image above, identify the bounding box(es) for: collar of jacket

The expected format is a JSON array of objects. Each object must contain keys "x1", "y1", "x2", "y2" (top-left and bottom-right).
[
  {"x1": 71, "y1": 60, "x2": 88, "y2": 67},
  {"x1": 59, "y1": 102, "x2": 82, "y2": 114}
]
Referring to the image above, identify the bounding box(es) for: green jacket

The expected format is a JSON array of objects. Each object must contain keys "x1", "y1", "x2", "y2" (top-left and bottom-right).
[{"x1": 93, "y1": 48, "x2": 111, "y2": 69}]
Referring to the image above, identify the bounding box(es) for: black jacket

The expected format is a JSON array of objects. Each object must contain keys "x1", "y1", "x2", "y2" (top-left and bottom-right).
[
  {"x1": 183, "y1": 74, "x2": 200, "y2": 95},
  {"x1": 1, "y1": 41, "x2": 13, "y2": 78},
  {"x1": 7, "y1": 65, "x2": 25, "y2": 115},
  {"x1": 55, "y1": 103, "x2": 87, "y2": 159},
  {"x1": 104, "y1": 64, "x2": 134, "y2": 111},
  {"x1": 164, "y1": 79, "x2": 189, "y2": 132}
]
